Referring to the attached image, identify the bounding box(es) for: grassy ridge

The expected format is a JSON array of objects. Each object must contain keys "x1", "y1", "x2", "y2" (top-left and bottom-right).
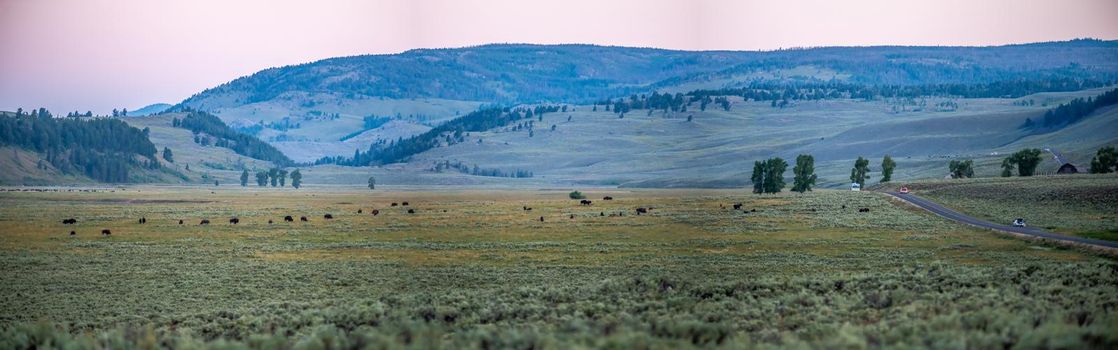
[
  {"x1": 879, "y1": 174, "x2": 1118, "y2": 241},
  {"x1": 0, "y1": 188, "x2": 1114, "y2": 348}
]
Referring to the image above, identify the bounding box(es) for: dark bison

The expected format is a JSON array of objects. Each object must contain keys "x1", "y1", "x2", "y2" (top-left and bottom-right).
[
  {"x1": 402, "y1": 202, "x2": 409, "y2": 206},
  {"x1": 750, "y1": 209, "x2": 756, "y2": 213},
  {"x1": 139, "y1": 217, "x2": 146, "y2": 224},
  {"x1": 391, "y1": 203, "x2": 398, "y2": 207},
  {"x1": 62, "y1": 218, "x2": 77, "y2": 224},
  {"x1": 732, "y1": 203, "x2": 743, "y2": 210},
  {"x1": 229, "y1": 217, "x2": 240, "y2": 224},
  {"x1": 407, "y1": 209, "x2": 415, "y2": 214},
  {"x1": 69, "y1": 230, "x2": 76, "y2": 236},
  {"x1": 268, "y1": 219, "x2": 273, "y2": 224},
  {"x1": 300, "y1": 216, "x2": 308, "y2": 222},
  {"x1": 539, "y1": 216, "x2": 544, "y2": 222},
  {"x1": 523, "y1": 206, "x2": 532, "y2": 211},
  {"x1": 371, "y1": 210, "x2": 380, "y2": 216},
  {"x1": 357, "y1": 209, "x2": 363, "y2": 214},
  {"x1": 324, "y1": 214, "x2": 334, "y2": 219},
  {"x1": 859, "y1": 208, "x2": 870, "y2": 213},
  {"x1": 284, "y1": 216, "x2": 294, "y2": 222},
  {"x1": 636, "y1": 207, "x2": 648, "y2": 215},
  {"x1": 199, "y1": 219, "x2": 210, "y2": 225},
  {"x1": 600, "y1": 212, "x2": 605, "y2": 216},
  {"x1": 603, "y1": 196, "x2": 613, "y2": 200},
  {"x1": 569, "y1": 214, "x2": 575, "y2": 219},
  {"x1": 580, "y1": 200, "x2": 592, "y2": 206},
  {"x1": 178, "y1": 219, "x2": 184, "y2": 225},
  {"x1": 101, "y1": 229, "x2": 111, "y2": 236}
]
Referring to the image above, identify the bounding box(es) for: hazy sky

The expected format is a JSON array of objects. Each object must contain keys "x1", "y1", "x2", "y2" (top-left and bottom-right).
[{"x1": 2, "y1": 0, "x2": 1117, "y2": 114}]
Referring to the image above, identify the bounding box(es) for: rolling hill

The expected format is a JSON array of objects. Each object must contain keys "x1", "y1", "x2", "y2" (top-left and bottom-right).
[{"x1": 177, "y1": 40, "x2": 1118, "y2": 162}]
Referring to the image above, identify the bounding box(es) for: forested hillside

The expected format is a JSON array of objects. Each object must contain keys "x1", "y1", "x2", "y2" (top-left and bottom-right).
[
  {"x1": 171, "y1": 109, "x2": 293, "y2": 166},
  {"x1": 0, "y1": 109, "x2": 159, "y2": 182}
]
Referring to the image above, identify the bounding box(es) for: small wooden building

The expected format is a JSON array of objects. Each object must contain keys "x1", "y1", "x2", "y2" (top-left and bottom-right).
[{"x1": 1057, "y1": 163, "x2": 1079, "y2": 174}]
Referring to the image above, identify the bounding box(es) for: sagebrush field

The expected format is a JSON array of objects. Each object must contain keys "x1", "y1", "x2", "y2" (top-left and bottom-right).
[{"x1": 1, "y1": 187, "x2": 1115, "y2": 348}]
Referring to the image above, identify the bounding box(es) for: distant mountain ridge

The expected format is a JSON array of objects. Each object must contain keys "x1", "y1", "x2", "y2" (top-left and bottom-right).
[
  {"x1": 181, "y1": 40, "x2": 1118, "y2": 111},
  {"x1": 130, "y1": 103, "x2": 172, "y2": 116}
]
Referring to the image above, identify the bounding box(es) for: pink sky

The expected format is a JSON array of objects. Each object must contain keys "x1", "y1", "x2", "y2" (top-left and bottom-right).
[{"x1": 2, "y1": 0, "x2": 1117, "y2": 115}]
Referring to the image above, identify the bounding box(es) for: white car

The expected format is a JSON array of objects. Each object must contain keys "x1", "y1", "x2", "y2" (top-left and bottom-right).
[{"x1": 1011, "y1": 218, "x2": 1027, "y2": 227}]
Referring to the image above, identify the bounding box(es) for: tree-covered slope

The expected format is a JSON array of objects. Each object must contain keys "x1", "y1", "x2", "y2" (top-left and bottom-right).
[{"x1": 0, "y1": 109, "x2": 160, "y2": 183}]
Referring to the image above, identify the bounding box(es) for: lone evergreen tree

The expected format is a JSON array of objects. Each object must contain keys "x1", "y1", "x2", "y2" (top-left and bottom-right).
[
  {"x1": 949, "y1": 160, "x2": 975, "y2": 179},
  {"x1": 162, "y1": 147, "x2": 173, "y2": 163},
  {"x1": 368, "y1": 176, "x2": 376, "y2": 190},
  {"x1": 791, "y1": 154, "x2": 816, "y2": 193},
  {"x1": 1089, "y1": 146, "x2": 1116, "y2": 173},
  {"x1": 751, "y1": 158, "x2": 787, "y2": 194},
  {"x1": 1004, "y1": 148, "x2": 1043, "y2": 176},
  {"x1": 240, "y1": 169, "x2": 249, "y2": 187},
  {"x1": 850, "y1": 157, "x2": 871, "y2": 187},
  {"x1": 880, "y1": 155, "x2": 895, "y2": 182},
  {"x1": 256, "y1": 171, "x2": 268, "y2": 186},
  {"x1": 290, "y1": 169, "x2": 302, "y2": 189}
]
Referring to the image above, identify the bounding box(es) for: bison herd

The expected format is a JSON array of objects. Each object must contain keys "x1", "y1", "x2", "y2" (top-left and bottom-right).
[{"x1": 58, "y1": 194, "x2": 881, "y2": 236}]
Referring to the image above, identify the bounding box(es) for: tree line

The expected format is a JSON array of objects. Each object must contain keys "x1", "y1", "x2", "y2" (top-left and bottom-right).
[
  {"x1": 750, "y1": 154, "x2": 895, "y2": 193},
  {"x1": 318, "y1": 105, "x2": 561, "y2": 167},
  {"x1": 1024, "y1": 88, "x2": 1118, "y2": 130},
  {"x1": 171, "y1": 108, "x2": 293, "y2": 166},
  {"x1": 687, "y1": 78, "x2": 1110, "y2": 107},
  {"x1": 0, "y1": 108, "x2": 158, "y2": 182},
  {"x1": 432, "y1": 160, "x2": 533, "y2": 178},
  {"x1": 241, "y1": 168, "x2": 302, "y2": 188}
]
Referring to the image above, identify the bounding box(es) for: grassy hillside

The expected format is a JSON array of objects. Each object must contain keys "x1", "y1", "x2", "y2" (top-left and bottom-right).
[
  {"x1": 879, "y1": 174, "x2": 1118, "y2": 241},
  {"x1": 170, "y1": 41, "x2": 1118, "y2": 163},
  {"x1": 123, "y1": 114, "x2": 278, "y2": 185},
  {"x1": 396, "y1": 88, "x2": 1117, "y2": 188}
]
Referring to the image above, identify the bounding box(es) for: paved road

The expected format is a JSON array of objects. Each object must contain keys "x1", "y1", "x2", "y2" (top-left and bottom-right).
[{"x1": 885, "y1": 192, "x2": 1118, "y2": 249}]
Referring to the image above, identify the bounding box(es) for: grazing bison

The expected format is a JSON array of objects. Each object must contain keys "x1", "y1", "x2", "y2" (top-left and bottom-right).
[
  {"x1": 601, "y1": 212, "x2": 605, "y2": 216},
  {"x1": 284, "y1": 216, "x2": 294, "y2": 222},
  {"x1": 391, "y1": 203, "x2": 398, "y2": 207},
  {"x1": 300, "y1": 216, "x2": 308, "y2": 222},
  {"x1": 268, "y1": 219, "x2": 273, "y2": 224},
  {"x1": 859, "y1": 208, "x2": 870, "y2": 213},
  {"x1": 101, "y1": 229, "x2": 111, "y2": 236},
  {"x1": 139, "y1": 217, "x2": 147, "y2": 224},
  {"x1": 324, "y1": 214, "x2": 334, "y2": 219},
  {"x1": 603, "y1": 196, "x2": 613, "y2": 200},
  {"x1": 523, "y1": 206, "x2": 532, "y2": 211},
  {"x1": 732, "y1": 203, "x2": 743, "y2": 210},
  {"x1": 69, "y1": 230, "x2": 76, "y2": 236},
  {"x1": 407, "y1": 209, "x2": 415, "y2": 214},
  {"x1": 357, "y1": 209, "x2": 363, "y2": 214},
  {"x1": 750, "y1": 209, "x2": 756, "y2": 213},
  {"x1": 636, "y1": 207, "x2": 648, "y2": 215},
  {"x1": 62, "y1": 218, "x2": 77, "y2": 225},
  {"x1": 179, "y1": 220, "x2": 184, "y2": 225},
  {"x1": 569, "y1": 214, "x2": 575, "y2": 219},
  {"x1": 229, "y1": 217, "x2": 240, "y2": 224},
  {"x1": 580, "y1": 200, "x2": 592, "y2": 206},
  {"x1": 539, "y1": 216, "x2": 545, "y2": 222},
  {"x1": 199, "y1": 219, "x2": 210, "y2": 225},
  {"x1": 371, "y1": 210, "x2": 380, "y2": 216},
  {"x1": 402, "y1": 202, "x2": 409, "y2": 206}
]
